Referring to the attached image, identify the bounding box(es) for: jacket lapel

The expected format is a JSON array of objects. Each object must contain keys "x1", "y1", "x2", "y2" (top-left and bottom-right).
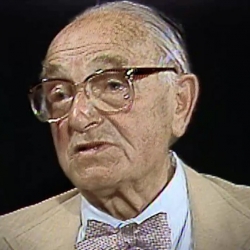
[
  {"x1": 184, "y1": 165, "x2": 250, "y2": 250},
  {"x1": 0, "y1": 236, "x2": 15, "y2": 250}
]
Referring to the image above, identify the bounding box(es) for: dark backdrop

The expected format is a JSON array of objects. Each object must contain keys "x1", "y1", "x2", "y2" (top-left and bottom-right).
[{"x1": 0, "y1": 0, "x2": 250, "y2": 215}]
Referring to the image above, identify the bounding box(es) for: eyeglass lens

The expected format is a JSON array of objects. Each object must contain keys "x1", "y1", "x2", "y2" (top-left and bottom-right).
[{"x1": 31, "y1": 71, "x2": 133, "y2": 122}]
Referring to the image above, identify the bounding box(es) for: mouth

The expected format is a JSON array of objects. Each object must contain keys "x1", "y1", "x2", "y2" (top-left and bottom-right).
[{"x1": 73, "y1": 142, "x2": 112, "y2": 155}]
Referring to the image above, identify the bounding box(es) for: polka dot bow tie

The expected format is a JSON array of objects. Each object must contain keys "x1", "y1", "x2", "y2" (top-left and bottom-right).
[{"x1": 75, "y1": 212, "x2": 172, "y2": 250}]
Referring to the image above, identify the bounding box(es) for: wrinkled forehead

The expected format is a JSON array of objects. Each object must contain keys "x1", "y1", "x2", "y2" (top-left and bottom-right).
[{"x1": 43, "y1": 10, "x2": 160, "y2": 78}]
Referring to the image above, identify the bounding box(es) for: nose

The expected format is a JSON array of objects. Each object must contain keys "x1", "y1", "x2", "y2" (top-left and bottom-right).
[{"x1": 68, "y1": 91, "x2": 103, "y2": 133}]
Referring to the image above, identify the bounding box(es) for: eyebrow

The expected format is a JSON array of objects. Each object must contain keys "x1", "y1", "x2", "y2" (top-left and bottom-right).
[
  {"x1": 39, "y1": 62, "x2": 69, "y2": 80},
  {"x1": 88, "y1": 54, "x2": 129, "y2": 68},
  {"x1": 39, "y1": 54, "x2": 129, "y2": 80}
]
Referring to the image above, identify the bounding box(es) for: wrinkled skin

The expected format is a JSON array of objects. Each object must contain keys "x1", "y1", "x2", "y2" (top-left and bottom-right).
[{"x1": 42, "y1": 10, "x2": 199, "y2": 219}]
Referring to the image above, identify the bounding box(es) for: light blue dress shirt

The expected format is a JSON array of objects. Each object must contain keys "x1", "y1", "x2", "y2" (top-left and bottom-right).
[{"x1": 77, "y1": 151, "x2": 192, "y2": 249}]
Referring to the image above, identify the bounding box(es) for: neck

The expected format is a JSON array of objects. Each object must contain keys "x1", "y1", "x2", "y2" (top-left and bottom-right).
[{"x1": 81, "y1": 155, "x2": 175, "y2": 220}]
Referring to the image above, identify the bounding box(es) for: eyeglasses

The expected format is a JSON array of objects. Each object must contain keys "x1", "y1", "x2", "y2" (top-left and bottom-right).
[{"x1": 28, "y1": 67, "x2": 178, "y2": 123}]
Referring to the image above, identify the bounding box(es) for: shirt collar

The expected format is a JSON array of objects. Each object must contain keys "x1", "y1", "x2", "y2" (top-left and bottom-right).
[{"x1": 79, "y1": 151, "x2": 189, "y2": 231}]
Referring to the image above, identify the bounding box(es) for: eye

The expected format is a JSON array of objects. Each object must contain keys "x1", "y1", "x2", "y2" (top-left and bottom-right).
[
  {"x1": 106, "y1": 80, "x2": 125, "y2": 92},
  {"x1": 50, "y1": 86, "x2": 66, "y2": 100},
  {"x1": 47, "y1": 83, "x2": 72, "y2": 103}
]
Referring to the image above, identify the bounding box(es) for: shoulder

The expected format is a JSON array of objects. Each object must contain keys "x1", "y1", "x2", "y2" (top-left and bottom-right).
[
  {"x1": 183, "y1": 162, "x2": 250, "y2": 210},
  {"x1": 183, "y1": 163, "x2": 250, "y2": 214},
  {"x1": 0, "y1": 188, "x2": 79, "y2": 235},
  {"x1": 203, "y1": 173, "x2": 250, "y2": 209}
]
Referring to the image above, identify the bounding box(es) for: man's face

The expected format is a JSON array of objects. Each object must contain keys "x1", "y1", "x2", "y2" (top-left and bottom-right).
[{"x1": 44, "y1": 11, "x2": 182, "y2": 191}]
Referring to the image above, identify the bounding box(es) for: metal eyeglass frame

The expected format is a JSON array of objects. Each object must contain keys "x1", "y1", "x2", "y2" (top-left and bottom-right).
[{"x1": 28, "y1": 66, "x2": 179, "y2": 123}]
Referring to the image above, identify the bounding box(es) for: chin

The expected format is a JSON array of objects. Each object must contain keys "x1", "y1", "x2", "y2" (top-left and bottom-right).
[{"x1": 68, "y1": 163, "x2": 120, "y2": 191}]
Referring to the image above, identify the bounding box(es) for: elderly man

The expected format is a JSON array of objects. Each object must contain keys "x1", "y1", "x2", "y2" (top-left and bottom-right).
[{"x1": 1, "y1": 1, "x2": 250, "y2": 250}]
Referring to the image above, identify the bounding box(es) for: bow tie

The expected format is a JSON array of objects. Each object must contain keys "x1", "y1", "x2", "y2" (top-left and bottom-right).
[{"x1": 75, "y1": 212, "x2": 172, "y2": 250}]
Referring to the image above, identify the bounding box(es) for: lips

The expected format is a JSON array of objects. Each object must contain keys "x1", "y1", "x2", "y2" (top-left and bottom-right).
[{"x1": 73, "y1": 141, "x2": 111, "y2": 154}]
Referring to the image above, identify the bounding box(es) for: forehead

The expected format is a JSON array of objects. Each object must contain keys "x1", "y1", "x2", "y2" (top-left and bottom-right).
[
  {"x1": 48, "y1": 10, "x2": 148, "y2": 52},
  {"x1": 42, "y1": 10, "x2": 160, "y2": 78}
]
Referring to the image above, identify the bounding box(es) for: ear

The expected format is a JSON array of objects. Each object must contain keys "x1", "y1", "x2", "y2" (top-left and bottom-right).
[{"x1": 171, "y1": 73, "x2": 199, "y2": 138}]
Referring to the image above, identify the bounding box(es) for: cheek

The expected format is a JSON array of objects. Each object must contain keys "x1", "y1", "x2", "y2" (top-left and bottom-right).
[
  {"x1": 51, "y1": 120, "x2": 70, "y2": 154},
  {"x1": 133, "y1": 89, "x2": 173, "y2": 145}
]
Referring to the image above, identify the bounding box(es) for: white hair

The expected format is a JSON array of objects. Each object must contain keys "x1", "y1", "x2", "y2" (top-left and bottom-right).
[{"x1": 75, "y1": 0, "x2": 191, "y2": 74}]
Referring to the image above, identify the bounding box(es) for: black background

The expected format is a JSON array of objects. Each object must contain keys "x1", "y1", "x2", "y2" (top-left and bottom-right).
[{"x1": 0, "y1": 0, "x2": 250, "y2": 215}]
